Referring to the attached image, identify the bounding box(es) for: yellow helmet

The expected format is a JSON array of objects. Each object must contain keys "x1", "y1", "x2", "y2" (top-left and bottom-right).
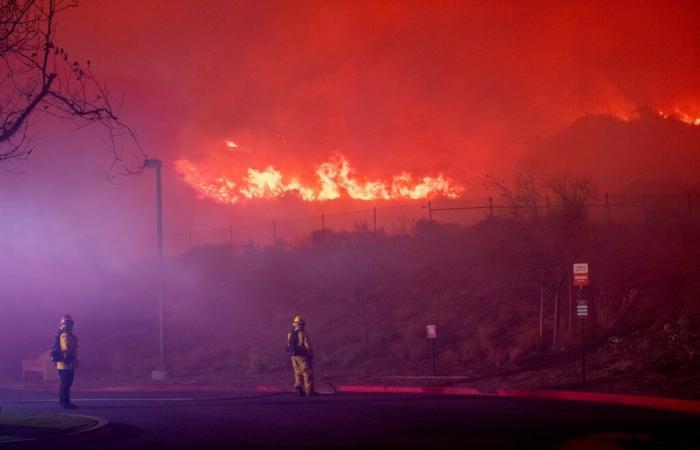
[{"x1": 292, "y1": 315, "x2": 305, "y2": 325}]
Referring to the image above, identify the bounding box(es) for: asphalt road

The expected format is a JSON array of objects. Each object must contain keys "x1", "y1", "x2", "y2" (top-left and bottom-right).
[{"x1": 1, "y1": 389, "x2": 698, "y2": 450}]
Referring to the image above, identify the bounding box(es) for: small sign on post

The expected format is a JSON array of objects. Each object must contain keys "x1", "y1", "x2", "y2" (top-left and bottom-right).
[
  {"x1": 573, "y1": 263, "x2": 589, "y2": 286},
  {"x1": 426, "y1": 325, "x2": 437, "y2": 376},
  {"x1": 573, "y1": 263, "x2": 590, "y2": 384},
  {"x1": 576, "y1": 300, "x2": 589, "y2": 318}
]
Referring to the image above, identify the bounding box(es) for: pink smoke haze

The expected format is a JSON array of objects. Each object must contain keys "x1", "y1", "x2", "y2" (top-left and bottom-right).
[{"x1": 1, "y1": 0, "x2": 699, "y2": 377}]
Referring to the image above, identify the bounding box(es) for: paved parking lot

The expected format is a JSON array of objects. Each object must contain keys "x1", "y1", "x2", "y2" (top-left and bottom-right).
[{"x1": 1, "y1": 389, "x2": 698, "y2": 449}]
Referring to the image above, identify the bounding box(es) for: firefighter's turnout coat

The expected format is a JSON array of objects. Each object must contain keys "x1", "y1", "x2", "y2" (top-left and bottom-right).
[
  {"x1": 288, "y1": 328, "x2": 314, "y2": 394},
  {"x1": 56, "y1": 331, "x2": 79, "y2": 370}
]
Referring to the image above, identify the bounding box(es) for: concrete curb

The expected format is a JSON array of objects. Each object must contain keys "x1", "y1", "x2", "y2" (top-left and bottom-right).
[
  {"x1": 337, "y1": 385, "x2": 700, "y2": 415},
  {"x1": 0, "y1": 414, "x2": 108, "y2": 446},
  {"x1": 495, "y1": 388, "x2": 700, "y2": 415},
  {"x1": 5, "y1": 383, "x2": 698, "y2": 415}
]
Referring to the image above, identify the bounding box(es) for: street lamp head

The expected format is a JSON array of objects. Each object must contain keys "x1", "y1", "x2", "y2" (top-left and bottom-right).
[{"x1": 145, "y1": 159, "x2": 162, "y2": 168}]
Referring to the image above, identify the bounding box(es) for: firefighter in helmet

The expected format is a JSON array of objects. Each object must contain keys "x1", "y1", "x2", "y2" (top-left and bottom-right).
[
  {"x1": 52, "y1": 314, "x2": 79, "y2": 409},
  {"x1": 287, "y1": 315, "x2": 317, "y2": 396}
]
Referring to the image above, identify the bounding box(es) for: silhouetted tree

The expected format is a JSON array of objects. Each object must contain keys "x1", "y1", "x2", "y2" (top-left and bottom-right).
[
  {"x1": 488, "y1": 174, "x2": 598, "y2": 350},
  {"x1": 0, "y1": 0, "x2": 143, "y2": 174}
]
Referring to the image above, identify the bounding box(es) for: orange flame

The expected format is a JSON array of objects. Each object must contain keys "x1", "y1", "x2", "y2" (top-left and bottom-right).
[
  {"x1": 657, "y1": 108, "x2": 700, "y2": 126},
  {"x1": 175, "y1": 153, "x2": 462, "y2": 204}
]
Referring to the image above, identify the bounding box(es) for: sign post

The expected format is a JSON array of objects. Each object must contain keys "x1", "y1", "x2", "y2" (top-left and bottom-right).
[
  {"x1": 573, "y1": 263, "x2": 589, "y2": 384},
  {"x1": 426, "y1": 325, "x2": 437, "y2": 376}
]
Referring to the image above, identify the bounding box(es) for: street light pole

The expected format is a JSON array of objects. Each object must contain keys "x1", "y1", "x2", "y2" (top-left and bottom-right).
[{"x1": 145, "y1": 159, "x2": 168, "y2": 380}]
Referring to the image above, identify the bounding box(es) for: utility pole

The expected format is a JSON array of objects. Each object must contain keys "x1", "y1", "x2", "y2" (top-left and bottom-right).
[
  {"x1": 568, "y1": 273, "x2": 572, "y2": 339},
  {"x1": 145, "y1": 159, "x2": 168, "y2": 381},
  {"x1": 552, "y1": 280, "x2": 559, "y2": 350},
  {"x1": 539, "y1": 283, "x2": 544, "y2": 343}
]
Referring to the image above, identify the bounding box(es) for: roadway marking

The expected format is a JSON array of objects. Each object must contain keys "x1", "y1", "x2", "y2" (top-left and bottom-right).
[
  {"x1": 1, "y1": 397, "x2": 198, "y2": 403},
  {"x1": 1, "y1": 392, "x2": 292, "y2": 404}
]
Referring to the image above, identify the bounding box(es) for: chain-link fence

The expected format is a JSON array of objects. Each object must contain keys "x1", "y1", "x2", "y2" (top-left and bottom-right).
[
  {"x1": 430, "y1": 193, "x2": 698, "y2": 225},
  {"x1": 163, "y1": 192, "x2": 698, "y2": 256}
]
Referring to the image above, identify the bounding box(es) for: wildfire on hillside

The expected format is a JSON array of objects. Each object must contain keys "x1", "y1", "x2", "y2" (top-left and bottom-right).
[
  {"x1": 175, "y1": 103, "x2": 699, "y2": 206},
  {"x1": 175, "y1": 151, "x2": 462, "y2": 204},
  {"x1": 657, "y1": 108, "x2": 700, "y2": 126},
  {"x1": 605, "y1": 106, "x2": 700, "y2": 126}
]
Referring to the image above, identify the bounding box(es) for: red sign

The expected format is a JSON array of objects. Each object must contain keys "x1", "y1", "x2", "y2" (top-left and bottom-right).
[
  {"x1": 573, "y1": 263, "x2": 589, "y2": 286},
  {"x1": 573, "y1": 274, "x2": 589, "y2": 286}
]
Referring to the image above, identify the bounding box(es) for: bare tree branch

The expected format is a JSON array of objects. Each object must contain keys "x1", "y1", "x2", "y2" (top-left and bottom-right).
[{"x1": 0, "y1": 0, "x2": 144, "y2": 174}]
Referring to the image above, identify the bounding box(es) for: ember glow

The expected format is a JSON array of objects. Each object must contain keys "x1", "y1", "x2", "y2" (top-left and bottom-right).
[
  {"x1": 606, "y1": 106, "x2": 700, "y2": 126},
  {"x1": 657, "y1": 108, "x2": 700, "y2": 126},
  {"x1": 175, "y1": 153, "x2": 462, "y2": 204}
]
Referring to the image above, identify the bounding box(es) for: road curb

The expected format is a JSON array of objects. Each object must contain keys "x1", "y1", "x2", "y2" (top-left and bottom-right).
[
  {"x1": 495, "y1": 388, "x2": 700, "y2": 415},
  {"x1": 337, "y1": 385, "x2": 700, "y2": 415},
  {"x1": 0, "y1": 414, "x2": 108, "y2": 447}
]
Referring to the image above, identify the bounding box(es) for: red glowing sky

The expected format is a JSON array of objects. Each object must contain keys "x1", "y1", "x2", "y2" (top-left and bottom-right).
[
  {"x1": 1, "y1": 0, "x2": 700, "y2": 256},
  {"x1": 51, "y1": 0, "x2": 700, "y2": 192}
]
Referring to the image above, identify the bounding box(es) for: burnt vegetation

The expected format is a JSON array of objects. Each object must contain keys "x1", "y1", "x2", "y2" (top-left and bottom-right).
[{"x1": 86, "y1": 176, "x2": 700, "y2": 397}]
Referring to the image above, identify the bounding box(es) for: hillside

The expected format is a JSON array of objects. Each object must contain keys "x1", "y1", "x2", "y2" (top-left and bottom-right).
[{"x1": 78, "y1": 194, "x2": 700, "y2": 399}]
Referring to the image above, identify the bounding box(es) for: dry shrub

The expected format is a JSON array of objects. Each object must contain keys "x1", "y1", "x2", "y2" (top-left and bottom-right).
[
  {"x1": 475, "y1": 325, "x2": 506, "y2": 367},
  {"x1": 508, "y1": 328, "x2": 540, "y2": 365}
]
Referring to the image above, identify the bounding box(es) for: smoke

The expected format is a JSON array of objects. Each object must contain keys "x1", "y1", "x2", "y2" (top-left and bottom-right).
[
  {"x1": 520, "y1": 110, "x2": 700, "y2": 191},
  {"x1": 2, "y1": 0, "x2": 700, "y2": 378},
  {"x1": 53, "y1": 0, "x2": 700, "y2": 180}
]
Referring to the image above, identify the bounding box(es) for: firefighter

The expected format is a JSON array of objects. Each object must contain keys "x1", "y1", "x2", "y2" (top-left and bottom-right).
[
  {"x1": 287, "y1": 315, "x2": 317, "y2": 397},
  {"x1": 52, "y1": 314, "x2": 79, "y2": 409}
]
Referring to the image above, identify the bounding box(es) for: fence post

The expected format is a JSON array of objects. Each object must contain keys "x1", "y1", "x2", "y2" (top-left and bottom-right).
[
  {"x1": 273, "y1": 220, "x2": 277, "y2": 244},
  {"x1": 605, "y1": 192, "x2": 611, "y2": 225},
  {"x1": 688, "y1": 193, "x2": 693, "y2": 220},
  {"x1": 428, "y1": 201, "x2": 433, "y2": 222},
  {"x1": 489, "y1": 197, "x2": 494, "y2": 218},
  {"x1": 321, "y1": 214, "x2": 325, "y2": 241},
  {"x1": 229, "y1": 225, "x2": 233, "y2": 249},
  {"x1": 546, "y1": 196, "x2": 550, "y2": 215},
  {"x1": 373, "y1": 207, "x2": 377, "y2": 236}
]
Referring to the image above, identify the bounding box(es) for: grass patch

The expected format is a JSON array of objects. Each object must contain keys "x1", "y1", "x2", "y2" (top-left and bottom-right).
[{"x1": 0, "y1": 412, "x2": 98, "y2": 442}]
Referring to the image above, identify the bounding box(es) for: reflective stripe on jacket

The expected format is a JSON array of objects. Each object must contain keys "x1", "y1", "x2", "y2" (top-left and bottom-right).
[{"x1": 56, "y1": 332, "x2": 79, "y2": 370}]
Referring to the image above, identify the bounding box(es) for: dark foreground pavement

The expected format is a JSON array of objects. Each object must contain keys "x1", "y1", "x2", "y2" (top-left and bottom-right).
[{"x1": 1, "y1": 389, "x2": 698, "y2": 450}]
